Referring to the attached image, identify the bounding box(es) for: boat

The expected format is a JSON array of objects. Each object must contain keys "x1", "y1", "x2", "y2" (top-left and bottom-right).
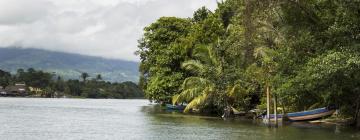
[
  {"x1": 286, "y1": 107, "x2": 335, "y2": 121},
  {"x1": 262, "y1": 106, "x2": 336, "y2": 122},
  {"x1": 262, "y1": 114, "x2": 283, "y2": 121},
  {"x1": 166, "y1": 104, "x2": 186, "y2": 110}
]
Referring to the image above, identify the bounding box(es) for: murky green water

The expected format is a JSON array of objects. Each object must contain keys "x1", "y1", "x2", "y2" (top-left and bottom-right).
[{"x1": 0, "y1": 98, "x2": 358, "y2": 140}]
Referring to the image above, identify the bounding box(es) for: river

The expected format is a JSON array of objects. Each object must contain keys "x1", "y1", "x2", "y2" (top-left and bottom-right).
[{"x1": 0, "y1": 98, "x2": 358, "y2": 140}]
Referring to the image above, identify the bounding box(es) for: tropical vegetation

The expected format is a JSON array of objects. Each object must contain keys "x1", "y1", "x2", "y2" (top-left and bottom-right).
[
  {"x1": 0, "y1": 68, "x2": 144, "y2": 99},
  {"x1": 137, "y1": 0, "x2": 360, "y2": 127}
]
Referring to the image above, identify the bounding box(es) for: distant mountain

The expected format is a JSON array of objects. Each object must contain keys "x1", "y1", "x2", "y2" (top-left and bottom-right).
[{"x1": 0, "y1": 47, "x2": 139, "y2": 82}]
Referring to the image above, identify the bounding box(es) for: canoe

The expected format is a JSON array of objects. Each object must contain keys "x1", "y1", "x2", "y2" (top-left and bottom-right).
[
  {"x1": 262, "y1": 107, "x2": 335, "y2": 122},
  {"x1": 286, "y1": 107, "x2": 335, "y2": 121},
  {"x1": 166, "y1": 104, "x2": 186, "y2": 110}
]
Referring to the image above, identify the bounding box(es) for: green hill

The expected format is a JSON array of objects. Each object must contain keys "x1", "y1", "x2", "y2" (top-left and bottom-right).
[{"x1": 0, "y1": 47, "x2": 139, "y2": 82}]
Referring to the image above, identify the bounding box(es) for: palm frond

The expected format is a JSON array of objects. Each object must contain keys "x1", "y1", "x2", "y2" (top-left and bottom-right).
[
  {"x1": 182, "y1": 77, "x2": 213, "y2": 89},
  {"x1": 172, "y1": 94, "x2": 180, "y2": 105},
  {"x1": 183, "y1": 87, "x2": 212, "y2": 113},
  {"x1": 183, "y1": 94, "x2": 208, "y2": 112},
  {"x1": 254, "y1": 47, "x2": 277, "y2": 64},
  {"x1": 193, "y1": 45, "x2": 220, "y2": 66},
  {"x1": 182, "y1": 60, "x2": 206, "y2": 75},
  {"x1": 173, "y1": 87, "x2": 203, "y2": 104},
  {"x1": 172, "y1": 77, "x2": 213, "y2": 105},
  {"x1": 227, "y1": 84, "x2": 240, "y2": 97},
  {"x1": 227, "y1": 84, "x2": 247, "y2": 98}
]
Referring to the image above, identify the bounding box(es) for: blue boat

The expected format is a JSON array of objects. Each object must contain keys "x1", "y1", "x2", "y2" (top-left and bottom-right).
[
  {"x1": 286, "y1": 107, "x2": 335, "y2": 121},
  {"x1": 263, "y1": 107, "x2": 335, "y2": 122},
  {"x1": 166, "y1": 104, "x2": 186, "y2": 110}
]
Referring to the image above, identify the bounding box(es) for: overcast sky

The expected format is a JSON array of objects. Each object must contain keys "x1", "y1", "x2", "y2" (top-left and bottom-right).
[{"x1": 0, "y1": 0, "x2": 218, "y2": 61}]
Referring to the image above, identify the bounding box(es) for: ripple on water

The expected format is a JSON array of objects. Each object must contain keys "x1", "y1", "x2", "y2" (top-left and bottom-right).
[{"x1": 0, "y1": 97, "x2": 359, "y2": 140}]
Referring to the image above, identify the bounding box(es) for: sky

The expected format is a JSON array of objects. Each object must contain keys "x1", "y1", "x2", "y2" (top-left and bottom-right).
[{"x1": 0, "y1": 0, "x2": 218, "y2": 62}]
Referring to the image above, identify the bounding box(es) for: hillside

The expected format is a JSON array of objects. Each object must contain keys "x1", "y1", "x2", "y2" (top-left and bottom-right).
[{"x1": 0, "y1": 47, "x2": 139, "y2": 82}]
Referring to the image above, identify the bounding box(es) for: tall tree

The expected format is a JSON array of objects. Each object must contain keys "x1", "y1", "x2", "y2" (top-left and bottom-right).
[
  {"x1": 81, "y1": 73, "x2": 89, "y2": 82},
  {"x1": 96, "y1": 74, "x2": 102, "y2": 81},
  {"x1": 136, "y1": 17, "x2": 191, "y2": 102}
]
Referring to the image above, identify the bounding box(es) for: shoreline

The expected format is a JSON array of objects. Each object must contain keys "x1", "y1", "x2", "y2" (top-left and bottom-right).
[{"x1": 0, "y1": 96, "x2": 146, "y2": 100}]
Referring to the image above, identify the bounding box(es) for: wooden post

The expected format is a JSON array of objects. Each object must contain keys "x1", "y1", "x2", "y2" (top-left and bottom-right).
[
  {"x1": 281, "y1": 100, "x2": 286, "y2": 115},
  {"x1": 357, "y1": 111, "x2": 360, "y2": 128},
  {"x1": 266, "y1": 85, "x2": 270, "y2": 123},
  {"x1": 274, "y1": 94, "x2": 278, "y2": 127}
]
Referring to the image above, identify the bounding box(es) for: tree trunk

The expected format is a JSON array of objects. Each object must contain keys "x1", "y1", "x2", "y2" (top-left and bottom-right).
[
  {"x1": 266, "y1": 85, "x2": 270, "y2": 123},
  {"x1": 355, "y1": 97, "x2": 360, "y2": 128},
  {"x1": 274, "y1": 94, "x2": 278, "y2": 127},
  {"x1": 281, "y1": 100, "x2": 286, "y2": 114},
  {"x1": 357, "y1": 111, "x2": 360, "y2": 128},
  {"x1": 243, "y1": 0, "x2": 255, "y2": 67}
]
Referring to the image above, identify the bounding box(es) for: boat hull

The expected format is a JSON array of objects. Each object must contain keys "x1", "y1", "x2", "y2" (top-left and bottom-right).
[
  {"x1": 287, "y1": 109, "x2": 335, "y2": 121},
  {"x1": 165, "y1": 104, "x2": 186, "y2": 110},
  {"x1": 262, "y1": 107, "x2": 335, "y2": 122}
]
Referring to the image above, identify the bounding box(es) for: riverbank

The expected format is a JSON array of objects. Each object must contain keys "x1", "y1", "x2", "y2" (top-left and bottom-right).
[{"x1": 162, "y1": 104, "x2": 360, "y2": 129}]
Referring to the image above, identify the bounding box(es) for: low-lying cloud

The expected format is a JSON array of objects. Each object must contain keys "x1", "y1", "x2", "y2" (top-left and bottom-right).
[{"x1": 0, "y1": 0, "x2": 217, "y2": 61}]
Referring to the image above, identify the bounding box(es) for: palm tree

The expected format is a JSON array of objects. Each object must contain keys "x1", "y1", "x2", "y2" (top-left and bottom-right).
[
  {"x1": 172, "y1": 45, "x2": 220, "y2": 112},
  {"x1": 81, "y1": 72, "x2": 89, "y2": 82},
  {"x1": 172, "y1": 44, "x2": 245, "y2": 113},
  {"x1": 252, "y1": 47, "x2": 278, "y2": 123},
  {"x1": 96, "y1": 74, "x2": 102, "y2": 81},
  {"x1": 251, "y1": 13, "x2": 283, "y2": 124},
  {"x1": 172, "y1": 45, "x2": 249, "y2": 112}
]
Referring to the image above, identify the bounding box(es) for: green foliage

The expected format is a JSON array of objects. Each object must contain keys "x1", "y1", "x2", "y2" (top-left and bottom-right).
[
  {"x1": 278, "y1": 48, "x2": 360, "y2": 113},
  {"x1": 0, "y1": 69, "x2": 11, "y2": 88},
  {"x1": 137, "y1": 17, "x2": 192, "y2": 102},
  {"x1": 16, "y1": 68, "x2": 53, "y2": 88},
  {"x1": 193, "y1": 6, "x2": 211, "y2": 23},
  {"x1": 81, "y1": 73, "x2": 89, "y2": 82},
  {"x1": 137, "y1": 0, "x2": 360, "y2": 122},
  {"x1": 0, "y1": 68, "x2": 144, "y2": 99}
]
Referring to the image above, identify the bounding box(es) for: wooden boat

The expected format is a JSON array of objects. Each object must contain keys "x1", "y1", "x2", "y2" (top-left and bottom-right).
[
  {"x1": 262, "y1": 107, "x2": 335, "y2": 122},
  {"x1": 165, "y1": 104, "x2": 186, "y2": 110},
  {"x1": 262, "y1": 114, "x2": 283, "y2": 121},
  {"x1": 286, "y1": 107, "x2": 335, "y2": 121}
]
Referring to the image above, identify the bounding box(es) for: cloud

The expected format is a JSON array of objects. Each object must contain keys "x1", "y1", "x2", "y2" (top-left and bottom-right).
[
  {"x1": 0, "y1": 0, "x2": 218, "y2": 61},
  {"x1": 0, "y1": 0, "x2": 54, "y2": 25}
]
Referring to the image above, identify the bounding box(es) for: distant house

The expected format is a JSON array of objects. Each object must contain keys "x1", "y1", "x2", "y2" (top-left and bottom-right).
[{"x1": 5, "y1": 83, "x2": 28, "y2": 96}]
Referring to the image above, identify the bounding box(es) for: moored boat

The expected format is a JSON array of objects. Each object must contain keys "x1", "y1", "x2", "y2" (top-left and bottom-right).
[
  {"x1": 286, "y1": 107, "x2": 335, "y2": 121},
  {"x1": 262, "y1": 106, "x2": 336, "y2": 122},
  {"x1": 262, "y1": 114, "x2": 283, "y2": 121},
  {"x1": 166, "y1": 104, "x2": 186, "y2": 110}
]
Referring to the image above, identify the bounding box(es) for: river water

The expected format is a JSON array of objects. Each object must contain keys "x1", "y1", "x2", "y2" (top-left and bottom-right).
[{"x1": 0, "y1": 98, "x2": 359, "y2": 140}]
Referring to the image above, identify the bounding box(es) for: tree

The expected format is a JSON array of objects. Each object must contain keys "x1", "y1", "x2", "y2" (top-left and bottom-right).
[
  {"x1": 248, "y1": 46, "x2": 279, "y2": 123},
  {"x1": 138, "y1": 0, "x2": 360, "y2": 127},
  {"x1": 172, "y1": 45, "x2": 219, "y2": 112},
  {"x1": 81, "y1": 73, "x2": 89, "y2": 82},
  {"x1": 0, "y1": 69, "x2": 11, "y2": 88},
  {"x1": 136, "y1": 17, "x2": 191, "y2": 102},
  {"x1": 278, "y1": 48, "x2": 360, "y2": 125},
  {"x1": 96, "y1": 74, "x2": 102, "y2": 81},
  {"x1": 193, "y1": 6, "x2": 211, "y2": 22},
  {"x1": 66, "y1": 80, "x2": 82, "y2": 96},
  {"x1": 172, "y1": 44, "x2": 250, "y2": 113}
]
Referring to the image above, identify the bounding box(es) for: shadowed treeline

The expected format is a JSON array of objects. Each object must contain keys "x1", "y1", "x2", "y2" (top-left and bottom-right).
[{"x1": 0, "y1": 68, "x2": 144, "y2": 99}]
